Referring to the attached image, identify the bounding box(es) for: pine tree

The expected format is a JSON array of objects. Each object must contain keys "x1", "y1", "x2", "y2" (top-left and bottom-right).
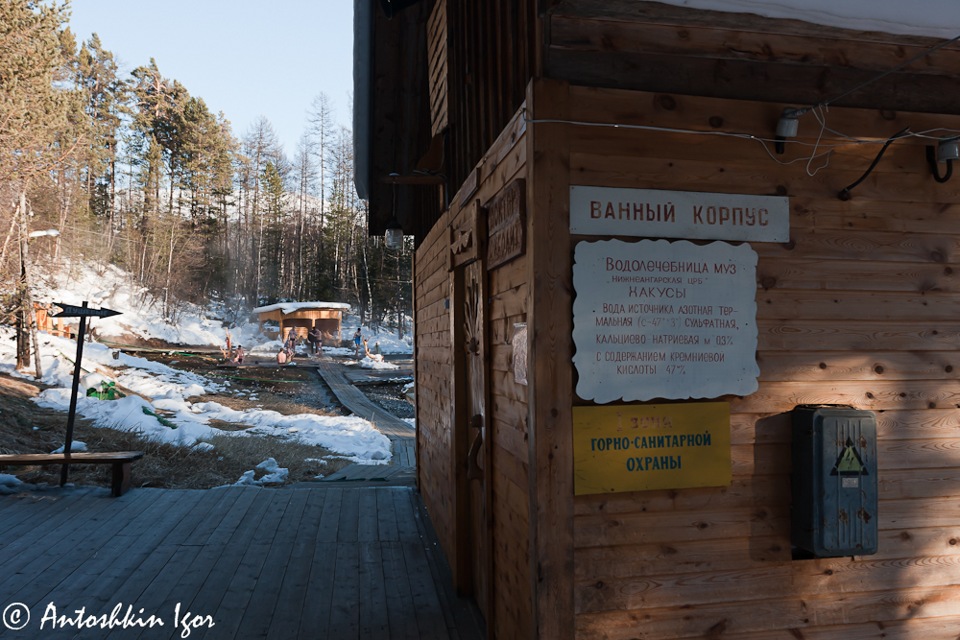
[
  {"x1": 241, "y1": 118, "x2": 285, "y2": 302},
  {"x1": 0, "y1": 0, "x2": 73, "y2": 187},
  {"x1": 0, "y1": 0, "x2": 77, "y2": 373},
  {"x1": 74, "y1": 33, "x2": 126, "y2": 227}
]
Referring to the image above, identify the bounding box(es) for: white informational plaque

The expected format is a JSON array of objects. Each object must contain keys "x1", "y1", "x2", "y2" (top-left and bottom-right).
[
  {"x1": 570, "y1": 186, "x2": 790, "y2": 242},
  {"x1": 573, "y1": 239, "x2": 760, "y2": 403}
]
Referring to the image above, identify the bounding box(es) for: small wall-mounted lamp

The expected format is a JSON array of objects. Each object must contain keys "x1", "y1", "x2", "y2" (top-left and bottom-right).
[
  {"x1": 384, "y1": 172, "x2": 404, "y2": 249},
  {"x1": 775, "y1": 108, "x2": 806, "y2": 154},
  {"x1": 385, "y1": 216, "x2": 404, "y2": 249},
  {"x1": 928, "y1": 137, "x2": 959, "y2": 183}
]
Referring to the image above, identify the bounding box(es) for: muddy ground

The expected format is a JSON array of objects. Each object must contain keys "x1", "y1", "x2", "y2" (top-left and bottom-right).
[{"x1": 0, "y1": 352, "x2": 411, "y2": 490}]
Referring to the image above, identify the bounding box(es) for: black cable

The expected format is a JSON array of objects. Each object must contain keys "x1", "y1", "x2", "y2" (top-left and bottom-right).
[
  {"x1": 837, "y1": 128, "x2": 910, "y2": 200},
  {"x1": 926, "y1": 145, "x2": 954, "y2": 183}
]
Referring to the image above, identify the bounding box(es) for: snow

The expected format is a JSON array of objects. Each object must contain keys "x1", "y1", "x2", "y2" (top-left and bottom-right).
[
  {"x1": 38, "y1": 261, "x2": 243, "y2": 346},
  {"x1": 359, "y1": 356, "x2": 399, "y2": 370},
  {"x1": 252, "y1": 301, "x2": 352, "y2": 314},
  {"x1": 234, "y1": 458, "x2": 290, "y2": 486},
  {"x1": 52, "y1": 441, "x2": 88, "y2": 453},
  {"x1": 2, "y1": 260, "x2": 416, "y2": 487},
  {"x1": 656, "y1": 1, "x2": 960, "y2": 39}
]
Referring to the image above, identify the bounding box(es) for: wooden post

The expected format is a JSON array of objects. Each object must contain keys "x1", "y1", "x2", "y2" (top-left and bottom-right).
[
  {"x1": 526, "y1": 78, "x2": 574, "y2": 640},
  {"x1": 61, "y1": 302, "x2": 89, "y2": 486}
]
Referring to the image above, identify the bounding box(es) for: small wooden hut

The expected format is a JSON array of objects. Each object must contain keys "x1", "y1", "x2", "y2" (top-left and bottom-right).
[{"x1": 252, "y1": 302, "x2": 350, "y2": 344}]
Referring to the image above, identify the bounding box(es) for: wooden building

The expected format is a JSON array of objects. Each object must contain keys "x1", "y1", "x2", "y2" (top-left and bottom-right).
[
  {"x1": 252, "y1": 302, "x2": 349, "y2": 343},
  {"x1": 354, "y1": 1, "x2": 960, "y2": 638}
]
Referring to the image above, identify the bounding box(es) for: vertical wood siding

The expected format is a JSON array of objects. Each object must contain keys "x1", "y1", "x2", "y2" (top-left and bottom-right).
[
  {"x1": 563, "y1": 86, "x2": 960, "y2": 639},
  {"x1": 426, "y1": 0, "x2": 447, "y2": 136}
]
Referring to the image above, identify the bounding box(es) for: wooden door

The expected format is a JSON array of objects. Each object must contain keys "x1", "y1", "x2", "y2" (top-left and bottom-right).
[{"x1": 458, "y1": 258, "x2": 493, "y2": 624}]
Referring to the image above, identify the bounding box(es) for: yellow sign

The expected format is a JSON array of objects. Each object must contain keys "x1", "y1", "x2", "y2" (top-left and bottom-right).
[{"x1": 573, "y1": 402, "x2": 731, "y2": 495}]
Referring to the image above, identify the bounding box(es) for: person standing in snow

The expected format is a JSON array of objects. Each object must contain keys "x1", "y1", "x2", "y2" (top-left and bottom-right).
[
  {"x1": 307, "y1": 326, "x2": 322, "y2": 356},
  {"x1": 353, "y1": 327, "x2": 363, "y2": 358},
  {"x1": 284, "y1": 330, "x2": 297, "y2": 360}
]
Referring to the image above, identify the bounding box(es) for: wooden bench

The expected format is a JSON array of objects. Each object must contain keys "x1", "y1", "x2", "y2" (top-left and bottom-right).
[{"x1": 0, "y1": 451, "x2": 145, "y2": 497}]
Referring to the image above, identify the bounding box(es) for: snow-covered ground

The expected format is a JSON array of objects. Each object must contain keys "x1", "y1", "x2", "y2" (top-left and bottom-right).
[{"x1": 2, "y1": 260, "x2": 414, "y2": 484}]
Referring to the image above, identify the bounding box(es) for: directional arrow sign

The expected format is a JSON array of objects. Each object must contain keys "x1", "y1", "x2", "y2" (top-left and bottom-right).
[
  {"x1": 51, "y1": 300, "x2": 122, "y2": 487},
  {"x1": 52, "y1": 302, "x2": 121, "y2": 318}
]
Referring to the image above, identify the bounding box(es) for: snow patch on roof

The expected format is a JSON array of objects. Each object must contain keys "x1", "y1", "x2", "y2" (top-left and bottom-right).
[
  {"x1": 253, "y1": 302, "x2": 352, "y2": 315},
  {"x1": 658, "y1": 1, "x2": 960, "y2": 39}
]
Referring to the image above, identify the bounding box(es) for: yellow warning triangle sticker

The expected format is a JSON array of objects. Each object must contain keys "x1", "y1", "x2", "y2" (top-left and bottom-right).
[{"x1": 831, "y1": 439, "x2": 867, "y2": 476}]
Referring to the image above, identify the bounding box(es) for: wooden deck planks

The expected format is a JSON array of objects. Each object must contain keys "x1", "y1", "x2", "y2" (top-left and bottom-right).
[
  {"x1": 337, "y1": 484, "x2": 361, "y2": 543},
  {"x1": 236, "y1": 488, "x2": 311, "y2": 638},
  {"x1": 5, "y1": 495, "x2": 156, "y2": 617},
  {"x1": 376, "y1": 486, "x2": 401, "y2": 542},
  {"x1": 263, "y1": 488, "x2": 327, "y2": 640},
  {"x1": 51, "y1": 490, "x2": 200, "y2": 613},
  {"x1": 0, "y1": 484, "x2": 481, "y2": 640},
  {"x1": 328, "y1": 542, "x2": 362, "y2": 638},
  {"x1": 358, "y1": 542, "x2": 390, "y2": 637},
  {"x1": 301, "y1": 540, "x2": 339, "y2": 638},
  {"x1": 213, "y1": 490, "x2": 299, "y2": 639},
  {"x1": 314, "y1": 361, "x2": 416, "y2": 482},
  {"x1": 185, "y1": 489, "x2": 279, "y2": 621}
]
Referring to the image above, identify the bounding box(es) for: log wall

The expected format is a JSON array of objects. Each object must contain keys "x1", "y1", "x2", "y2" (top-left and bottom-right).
[
  {"x1": 414, "y1": 107, "x2": 534, "y2": 637},
  {"x1": 415, "y1": 206, "x2": 455, "y2": 558},
  {"x1": 560, "y1": 85, "x2": 960, "y2": 639}
]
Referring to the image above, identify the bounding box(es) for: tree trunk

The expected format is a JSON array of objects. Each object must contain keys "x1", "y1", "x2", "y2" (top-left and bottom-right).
[{"x1": 15, "y1": 191, "x2": 42, "y2": 378}]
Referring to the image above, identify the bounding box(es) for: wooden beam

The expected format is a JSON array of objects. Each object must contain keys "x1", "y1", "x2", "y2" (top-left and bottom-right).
[
  {"x1": 378, "y1": 174, "x2": 446, "y2": 185},
  {"x1": 546, "y1": 48, "x2": 960, "y2": 115},
  {"x1": 526, "y1": 77, "x2": 574, "y2": 640}
]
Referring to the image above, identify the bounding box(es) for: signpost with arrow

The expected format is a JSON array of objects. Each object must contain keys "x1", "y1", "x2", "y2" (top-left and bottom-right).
[{"x1": 50, "y1": 301, "x2": 121, "y2": 486}]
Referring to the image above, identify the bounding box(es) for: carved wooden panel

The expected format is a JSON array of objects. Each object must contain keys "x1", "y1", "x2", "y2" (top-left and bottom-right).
[
  {"x1": 463, "y1": 258, "x2": 491, "y2": 620},
  {"x1": 450, "y1": 198, "x2": 482, "y2": 269},
  {"x1": 485, "y1": 178, "x2": 526, "y2": 269}
]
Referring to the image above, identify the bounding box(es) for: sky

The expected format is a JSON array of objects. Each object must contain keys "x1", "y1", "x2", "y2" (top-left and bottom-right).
[
  {"x1": 67, "y1": 0, "x2": 356, "y2": 158},
  {"x1": 0, "y1": 259, "x2": 414, "y2": 485}
]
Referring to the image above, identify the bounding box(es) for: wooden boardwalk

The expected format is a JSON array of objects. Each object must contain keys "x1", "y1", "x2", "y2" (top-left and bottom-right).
[
  {"x1": 0, "y1": 485, "x2": 484, "y2": 640},
  {"x1": 314, "y1": 361, "x2": 416, "y2": 482}
]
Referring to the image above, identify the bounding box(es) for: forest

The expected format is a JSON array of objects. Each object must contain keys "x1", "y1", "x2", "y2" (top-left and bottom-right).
[{"x1": 0, "y1": 0, "x2": 412, "y2": 344}]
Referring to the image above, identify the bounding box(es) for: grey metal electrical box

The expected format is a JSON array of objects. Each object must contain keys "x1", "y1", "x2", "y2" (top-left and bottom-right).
[{"x1": 791, "y1": 405, "x2": 878, "y2": 557}]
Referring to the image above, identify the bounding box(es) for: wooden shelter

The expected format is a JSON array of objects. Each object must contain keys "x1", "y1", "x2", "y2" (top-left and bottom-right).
[
  {"x1": 355, "y1": 1, "x2": 960, "y2": 638},
  {"x1": 252, "y1": 302, "x2": 350, "y2": 343}
]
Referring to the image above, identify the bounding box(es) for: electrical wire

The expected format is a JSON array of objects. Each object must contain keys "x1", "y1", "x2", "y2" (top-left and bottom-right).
[
  {"x1": 528, "y1": 33, "x2": 960, "y2": 178},
  {"x1": 837, "y1": 127, "x2": 912, "y2": 200}
]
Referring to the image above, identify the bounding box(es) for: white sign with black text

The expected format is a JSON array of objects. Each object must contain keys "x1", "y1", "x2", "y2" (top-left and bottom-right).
[
  {"x1": 570, "y1": 186, "x2": 790, "y2": 242},
  {"x1": 573, "y1": 239, "x2": 760, "y2": 403}
]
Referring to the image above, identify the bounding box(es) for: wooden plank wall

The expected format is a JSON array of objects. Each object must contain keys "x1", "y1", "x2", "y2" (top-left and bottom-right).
[
  {"x1": 426, "y1": 0, "x2": 447, "y2": 136},
  {"x1": 415, "y1": 106, "x2": 534, "y2": 637},
  {"x1": 481, "y1": 112, "x2": 532, "y2": 639},
  {"x1": 562, "y1": 86, "x2": 960, "y2": 639},
  {"x1": 445, "y1": 0, "x2": 536, "y2": 195},
  {"x1": 415, "y1": 206, "x2": 455, "y2": 557}
]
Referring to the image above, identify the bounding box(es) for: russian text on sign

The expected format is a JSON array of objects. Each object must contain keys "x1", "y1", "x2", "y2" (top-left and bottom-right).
[
  {"x1": 573, "y1": 239, "x2": 759, "y2": 403},
  {"x1": 570, "y1": 186, "x2": 790, "y2": 242}
]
